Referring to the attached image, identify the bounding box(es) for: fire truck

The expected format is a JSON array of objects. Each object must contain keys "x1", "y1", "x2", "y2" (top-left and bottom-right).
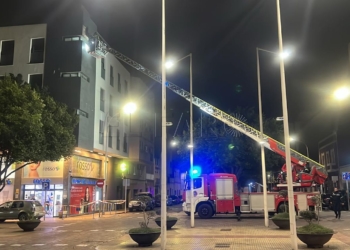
[
  {"x1": 182, "y1": 173, "x2": 322, "y2": 219},
  {"x1": 85, "y1": 32, "x2": 328, "y2": 218}
]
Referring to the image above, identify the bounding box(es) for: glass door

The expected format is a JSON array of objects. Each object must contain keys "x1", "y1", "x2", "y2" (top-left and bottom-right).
[{"x1": 54, "y1": 191, "x2": 63, "y2": 217}]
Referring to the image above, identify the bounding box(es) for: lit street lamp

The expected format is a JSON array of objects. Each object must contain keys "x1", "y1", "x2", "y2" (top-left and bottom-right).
[
  {"x1": 256, "y1": 47, "x2": 290, "y2": 228},
  {"x1": 290, "y1": 137, "x2": 309, "y2": 158},
  {"x1": 166, "y1": 53, "x2": 194, "y2": 228},
  {"x1": 276, "y1": 0, "x2": 298, "y2": 248},
  {"x1": 334, "y1": 87, "x2": 350, "y2": 101}
]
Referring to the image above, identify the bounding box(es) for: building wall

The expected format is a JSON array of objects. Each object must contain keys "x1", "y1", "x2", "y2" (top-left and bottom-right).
[{"x1": 0, "y1": 24, "x2": 46, "y2": 80}]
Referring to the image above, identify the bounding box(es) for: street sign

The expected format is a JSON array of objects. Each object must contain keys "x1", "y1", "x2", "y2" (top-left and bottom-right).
[
  {"x1": 342, "y1": 172, "x2": 350, "y2": 180},
  {"x1": 42, "y1": 182, "x2": 50, "y2": 191},
  {"x1": 96, "y1": 179, "x2": 104, "y2": 188},
  {"x1": 123, "y1": 179, "x2": 130, "y2": 187}
]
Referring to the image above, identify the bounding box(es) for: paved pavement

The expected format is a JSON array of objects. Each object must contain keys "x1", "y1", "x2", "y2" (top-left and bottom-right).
[{"x1": 1, "y1": 207, "x2": 350, "y2": 249}]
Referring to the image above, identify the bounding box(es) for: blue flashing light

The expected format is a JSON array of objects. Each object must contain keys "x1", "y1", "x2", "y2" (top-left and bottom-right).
[{"x1": 190, "y1": 166, "x2": 202, "y2": 178}]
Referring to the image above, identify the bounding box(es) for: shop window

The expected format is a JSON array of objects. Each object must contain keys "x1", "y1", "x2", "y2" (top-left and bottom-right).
[
  {"x1": 55, "y1": 184, "x2": 63, "y2": 189},
  {"x1": 110, "y1": 65, "x2": 114, "y2": 86},
  {"x1": 118, "y1": 73, "x2": 121, "y2": 92},
  {"x1": 30, "y1": 38, "x2": 45, "y2": 64},
  {"x1": 330, "y1": 149, "x2": 336, "y2": 165},
  {"x1": 0, "y1": 40, "x2": 15, "y2": 65},
  {"x1": 108, "y1": 125, "x2": 112, "y2": 148},
  {"x1": 101, "y1": 58, "x2": 105, "y2": 79},
  {"x1": 29, "y1": 74, "x2": 43, "y2": 89},
  {"x1": 100, "y1": 88, "x2": 105, "y2": 112}
]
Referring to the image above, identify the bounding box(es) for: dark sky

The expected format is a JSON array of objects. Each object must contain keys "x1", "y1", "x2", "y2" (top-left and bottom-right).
[
  {"x1": 79, "y1": 0, "x2": 350, "y2": 159},
  {"x1": 3, "y1": 0, "x2": 350, "y2": 160}
]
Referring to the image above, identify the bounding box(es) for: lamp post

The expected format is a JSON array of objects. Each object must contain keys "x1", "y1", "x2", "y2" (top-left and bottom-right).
[
  {"x1": 276, "y1": 1, "x2": 298, "y2": 249},
  {"x1": 166, "y1": 53, "x2": 194, "y2": 228},
  {"x1": 161, "y1": 0, "x2": 167, "y2": 248},
  {"x1": 121, "y1": 163, "x2": 127, "y2": 213},
  {"x1": 290, "y1": 137, "x2": 309, "y2": 158},
  {"x1": 257, "y1": 47, "x2": 290, "y2": 227}
]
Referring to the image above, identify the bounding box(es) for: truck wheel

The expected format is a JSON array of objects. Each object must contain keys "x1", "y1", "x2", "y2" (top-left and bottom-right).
[
  {"x1": 277, "y1": 203, "x2": 288, "y2": 213},
  {"x1": 197, "y1": 204, "x2": 213, "y2": 219}
]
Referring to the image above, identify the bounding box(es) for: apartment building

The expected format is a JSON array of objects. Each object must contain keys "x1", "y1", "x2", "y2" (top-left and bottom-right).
[{"x1": 0, "y1": 2, "x2": 155, "y2": 213}]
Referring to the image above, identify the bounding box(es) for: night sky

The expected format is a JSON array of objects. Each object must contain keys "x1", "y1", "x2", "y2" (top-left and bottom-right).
[{"x1": 3, "y1": 0, "x2": 350, "y2": 161}]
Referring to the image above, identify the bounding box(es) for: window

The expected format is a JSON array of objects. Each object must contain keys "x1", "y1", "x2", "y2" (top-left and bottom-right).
[
  {"x1": 101, "y1": 58, "x2": 105, "y2": 79},
  {"x1": 99, "y1": 120, "x2": 104, "y2": 144},
  {"x1": 108, "y1": 125, "x2": 112, "y2": 148},
  {"x1": 330, "y1": 149, "x2": 336, "y2": 165},
  {"x1": 124, "y1": 80, "x2": 128, "y2": 95},
  {"x1": 100, "y1": 88, "x2": 105, "y2": 112},
  {"x1": 118, "y1": 73, "x2": 121, "y2": 92},
  {"x1": 123, "y1": 133, "x2": 127, "y2": 153},
  {"x1": 109, "y1": 95, "x2": 113, "y2": 116},
  {"x1": 116, "y1": 129, "x2": 120, "y2": 150},
  {"x1": 29, "y1": 74, "x2": 43, "y2": 88},
  {"x1": 320, "y1": 153, "x2": 325, "y2": 166},
  {"x1": 0, "y1": 40, "x2": 15, "y2": 65},
  {"x1": 326, "y1": 151, "x2": 330, "y2": 168},
  {"x1": 30, "y1": 38, "x2": 45, "y2": 63},
  {"x1": 110, "y1": 66, "x2": 114, "y2": 86}
]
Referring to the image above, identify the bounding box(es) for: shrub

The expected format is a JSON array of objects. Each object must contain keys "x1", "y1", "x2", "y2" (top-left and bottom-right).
[
  {"x1": 272, "y1": 212, "x2": 289, "y2": 220},
  {"x1": 297, "y1": 210, "x2": 334, "y2": 234}
]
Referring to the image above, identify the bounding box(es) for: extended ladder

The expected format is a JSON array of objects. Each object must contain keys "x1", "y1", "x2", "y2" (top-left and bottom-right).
[{"x1": 88, "y1": 33, "x2": 325, "y2": 175}]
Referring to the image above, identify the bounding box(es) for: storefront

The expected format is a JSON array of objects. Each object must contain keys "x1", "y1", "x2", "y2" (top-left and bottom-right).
[
  {"x1": 68, "y1": 156, "x2": 104, "y2": 215},
  {"x1": 20, "y1": 159, "x2": 65, "y2": 217}
]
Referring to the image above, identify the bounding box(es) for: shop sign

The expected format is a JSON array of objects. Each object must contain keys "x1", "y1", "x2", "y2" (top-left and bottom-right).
[
  {"x1": 33, "y1": 179, "x2": 51, "y2": 184},
  {"x1": 96, "y1": 179, "x2": 104, "y2": 187},
  {"x1": 71, "y1": 156, "x2": 102, "y2": 179},
  {"x1": 71, "y1": 178, "x2": 97, "y2": 185},
  {"x1": 23, "y1": 159, "x2": 64, "y2": 178}
]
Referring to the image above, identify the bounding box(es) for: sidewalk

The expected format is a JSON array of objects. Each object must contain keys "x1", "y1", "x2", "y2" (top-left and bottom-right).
[{"x1": 112, "y1": 210, "x2": 350, "y2": 249}]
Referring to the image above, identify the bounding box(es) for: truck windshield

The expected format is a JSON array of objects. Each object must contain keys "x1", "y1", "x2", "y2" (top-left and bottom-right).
[{"x1": 185, "y1": 177, "x2": 202, "y2": 190}]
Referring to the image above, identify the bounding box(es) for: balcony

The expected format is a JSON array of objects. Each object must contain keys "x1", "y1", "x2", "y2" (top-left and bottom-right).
[{"x1": 146, "y1": 174, "x2": 154, "y2": 180}]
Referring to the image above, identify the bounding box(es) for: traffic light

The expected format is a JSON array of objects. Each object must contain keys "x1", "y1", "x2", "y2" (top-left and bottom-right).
[{"x1": 190, "y1": 166, "x2": 202, "y2": 178}]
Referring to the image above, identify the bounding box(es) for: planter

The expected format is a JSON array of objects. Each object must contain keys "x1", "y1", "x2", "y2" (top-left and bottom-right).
[
  {"x1": 297, "y1": 233, "x2": 333, "y2": 248},
  {"x1": 129, "y1": 231, "x2": 161, "y2": 247},
  {"x1": 17, "y1": 220, "x2": 41, "y2": 231},
  {"x1": 271, "y1": 218, "x2": 290, "y2": 229},
  {"x1": 154, "y1": 217, "x2": 178, "y2": 230}
]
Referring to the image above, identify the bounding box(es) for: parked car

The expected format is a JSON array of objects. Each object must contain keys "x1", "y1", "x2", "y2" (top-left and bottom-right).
[
  {"x1": 0, "y1": 200, "x2": 45, "y2": 222},
  {"x1": 169, "y1": 195, "x2": 181, "y2": 205},
  {"x1": 154, "y1": 194, "x2": 173, "y2": 207},
  {"x1": 128, "y1": 192, "x2": 155, "y2": 212}
]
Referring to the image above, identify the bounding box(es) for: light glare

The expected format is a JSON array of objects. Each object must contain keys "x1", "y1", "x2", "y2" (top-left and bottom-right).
[
  {"x1": 334, "y1": 87, "x2": 350, "y2": 100},
  {"x1": 165, "y1": 61, "x2": 174, "y2": 69}
]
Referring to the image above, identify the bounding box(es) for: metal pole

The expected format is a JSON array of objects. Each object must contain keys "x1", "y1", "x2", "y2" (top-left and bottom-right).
[
  {"x1": 44, "y1": 190, "x2": 46, "y2": 221},
  {"x1": 276, "y1": 1, "x2": 298, "y2": 249},
  {"x1": 125, "y1": 179, "x2": 127, "y2": 214},
  {"x1": 161, "y1": 0, "x2": 167, "y2": 248},
  {"x1": 257, "y1": 48, "x2": 269, "y2": 227},
  {"x1": 347, "y1": 180, "x2": 350, "y2": 211},
  {"x1": 189, "y1": 53, "x2": 195, "y2": 228}
]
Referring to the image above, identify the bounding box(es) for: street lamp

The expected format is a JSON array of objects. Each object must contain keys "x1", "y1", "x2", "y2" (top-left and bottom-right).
[
  {"x1": 256, "y1": 47, "x2": 290, "y2": 228},
  {"x1": 334, "y1": 87, "x2": 350, "y2": 101},
  {"x1": 276, "y1": 0, "x2": 298, "y2": 249},
  {"x1": 290, "y1": 137, "x2": 309, "y2": 158},
  {"x1": 166, "y1": 53, "x2": 194, "y2": 228},
  {"x1": 161, "y1": 1, "x2": 167, "y2": 248}
]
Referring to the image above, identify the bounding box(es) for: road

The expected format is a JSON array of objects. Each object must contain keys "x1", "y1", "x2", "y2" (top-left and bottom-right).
[{"x1": 1, "y1": 205, "x2": 350, "y2": 249}]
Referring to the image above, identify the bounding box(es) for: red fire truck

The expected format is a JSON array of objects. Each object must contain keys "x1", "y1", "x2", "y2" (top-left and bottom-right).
[{"x1": 182, "y1": 173, "x2": 320, "y2": 219}]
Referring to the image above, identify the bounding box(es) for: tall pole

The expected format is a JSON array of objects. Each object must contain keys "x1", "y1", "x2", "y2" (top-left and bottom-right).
[
  {"x1": 161, "y1": 0, "x2": 167, "y2": 248},
  {"x1": 189, "y1": 53, "x2": 195, "y2": 228},
  {"x1": 103, "y1": 114, "x2": 109, "y2": 214},
  {"x1": 256, "y1": 48, "x2": 268, "y2": 227},
  {"x1": 276, "y1": 1, "x2": 298, "y2": 249}
]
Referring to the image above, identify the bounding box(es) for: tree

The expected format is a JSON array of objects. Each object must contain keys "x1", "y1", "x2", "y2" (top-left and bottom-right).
[
  {"x1": 172, "y1": 107, "x2": 284, "y2": 187},
  {"x1": 0, "y1": 76, "x2": 78, "y2": 192}
]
